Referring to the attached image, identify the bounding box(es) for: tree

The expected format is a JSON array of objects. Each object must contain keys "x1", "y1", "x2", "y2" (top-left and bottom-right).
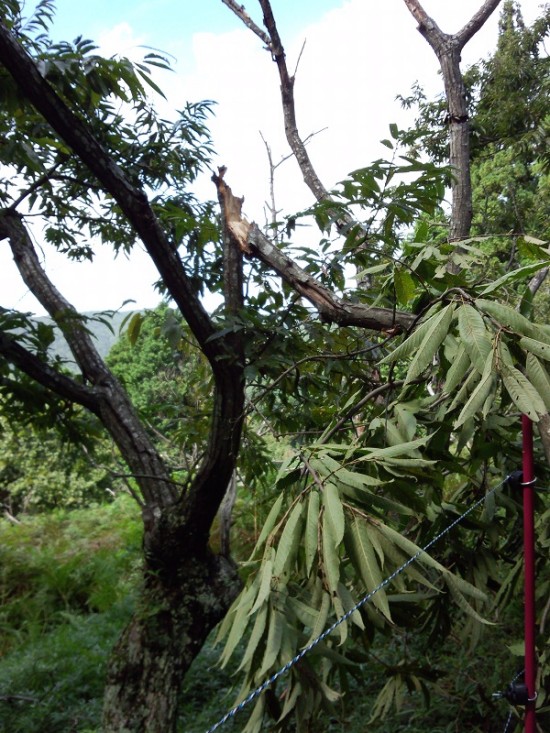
[{"x1": 0, "y1": 1, "x2": 549, "y2": 732}]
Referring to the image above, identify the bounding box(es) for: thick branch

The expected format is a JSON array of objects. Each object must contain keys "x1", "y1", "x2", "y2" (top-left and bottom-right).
[
  {"x1": 0, "y1": 332, "x2": 99, "y2": 412},
  {"x1": 0, "y1": 19, "x2": 220, "y2": 365},
  {"x1": 0, "y1": 22, "x2": 246, "y2": 546},
  {"x1": 248, "y1": 224, "x2": 414, "y2": 331},
  {"x1": 0, "y1": 210, "x2": 178, "y2": 509},
  {"x1": 456, "y1": 0, "x2": 503, "y2": 49}
]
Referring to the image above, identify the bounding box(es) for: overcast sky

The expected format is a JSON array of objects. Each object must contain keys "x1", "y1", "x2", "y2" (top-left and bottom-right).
[{"x1": 1, "y1": 0, "x2": 545, "y2": 315}]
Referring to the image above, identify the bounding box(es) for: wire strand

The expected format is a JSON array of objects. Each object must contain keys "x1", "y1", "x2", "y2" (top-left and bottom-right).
[{"x1": 204, "y1": 476, "x2": 509, "y2": 733}]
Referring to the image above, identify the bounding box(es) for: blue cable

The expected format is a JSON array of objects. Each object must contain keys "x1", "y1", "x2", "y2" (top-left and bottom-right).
[{"x1": 205, "y1": 476, "x2": 509, "y2": 733}]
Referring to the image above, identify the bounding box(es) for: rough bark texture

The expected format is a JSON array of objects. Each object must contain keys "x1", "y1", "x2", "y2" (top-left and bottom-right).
[
  {"x1": 102, "y1": 552, "x2": 240, "y2": 733},
  {"x1": 0, "y1": 19, "x2": 247, "y2": 732},
  {"x1": 402, "y1": 0, "x2": 502, "y2": 241}
]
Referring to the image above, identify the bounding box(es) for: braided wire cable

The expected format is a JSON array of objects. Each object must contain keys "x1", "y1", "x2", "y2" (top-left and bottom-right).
[
  {"x1": 204, "y1": 476, "x2": 509, "y2": 733},
  {"x1": 498, "y1": 668, "x2": 525, "y2": 733}
]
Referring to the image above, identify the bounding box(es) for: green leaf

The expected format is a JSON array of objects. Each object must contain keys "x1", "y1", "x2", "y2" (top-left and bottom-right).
[
  {"x1": 478, "y1": 261, "x2": 550, "y2": 295},
  {"x1": 379, "y1": 305, "x2": 443, "y2": 364},
  {"x1": 377, "y1": 521, "x2": 445, "y2": 573},
  {"x1": 520, "y1": 336, "x2": 550, "y2": 362},
  {"x1": 288, "y1": 596, "x2": 319, "y2": 629},
  {"x1": 337, "y1": 581, "x2": 365, "y2": 630},
  {"x1": 405, "y1": 303, "x2": 455, "y2": 384},
  {"x1": 219, "y1": 583, "x2": 257, "y2": 665},
  {"x1": 126, "y1": 312, "x2": 143, "y2": 346},
  {"x1": 447, "y1": 371, "x2": 480, "y2": 412},
  {"x1": 332, "y1": 594, "x2": 348, "y2": 645},
  {"x1": 258, "y1": 604, "x2": 284, "y2": 676},
  {"x1": 476, "y1": 299, "x2": 544, "y2": 341},
  {"x1": 394, "y1": 268, "x2": 416, "y2": 305},
  {"x1": 242, "y1": 695, "x2": 265, "y2": 733},
  {"x1": 249, "y1": 559, "x2": 273, "y2": 615},
  {"x1": 361, "y1": 435, "x2": 430, "y2": 460},
  {"x1": 305, "y1": 490, "x2": 320, "y2": 576},
  {"x1": 322, "y1": 510, "x2": 341, "y2": 594},
  {"x1": 273, "y1": 501, "x2": 304, "y2": 582},
  {"x1": 457, "y1": 304, "x2": 492, "y2": 373},
  {"x1": 525, "y1": 354, "x2": 550, "y2": 411},
  {"x1": 338, "y1": 480, "x2": 415, "y2": 517},
  {"x1": 323, "y1": 482, "x2": 345, "y2": 548},
  {"x1": 335, "y1": 468, "x2": 385, "y2": 489},
  {"x1": 500, "y1": 363, "x2": 546, "y2": 421},
  {"x1": 454, "y1": 351, "x2": 495, "y2": 427},
  {"x1": 307, "y1": 589, "x2": 330, "y2": 644},
  {"x1": 345, "y1": 518, "x2": 391, "y2": 620},
  {"x1": 444, "y1": 346, "x2": 472, "y2": 393},
  {"x1": 444, "y1": 575, "x2": 492, "y2": 625},
  {"x1": 238, "y1": 602, "x2": 268, "y2": 672},
  {"x1": 249, "y1": 492, "x2": 284, "y2": 558}
]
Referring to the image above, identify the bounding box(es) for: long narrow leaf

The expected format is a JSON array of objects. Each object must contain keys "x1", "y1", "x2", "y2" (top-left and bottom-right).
[{"x1": 405, "y1": 303, "x2": 455, "y2": 384}]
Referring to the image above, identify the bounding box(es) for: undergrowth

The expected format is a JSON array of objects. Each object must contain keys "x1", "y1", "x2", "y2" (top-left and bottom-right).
[{"x1": 0, "y1": 496, "x2": 547, "y2": 733}]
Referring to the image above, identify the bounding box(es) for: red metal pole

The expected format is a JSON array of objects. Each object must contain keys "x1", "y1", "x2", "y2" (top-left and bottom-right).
[{"x1": 521, "y1": 414, "x2": 536, "y2": 733}]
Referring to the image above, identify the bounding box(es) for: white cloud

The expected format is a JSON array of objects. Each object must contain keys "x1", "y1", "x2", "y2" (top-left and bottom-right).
[{"x1": 2, "y1": 1, "x2": 544, "y2": 315}]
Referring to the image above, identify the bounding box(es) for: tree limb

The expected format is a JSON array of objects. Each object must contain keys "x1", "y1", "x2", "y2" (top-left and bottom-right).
[
  {"x1": 456, "y1": 0, "x2": 503, "y2": 50},
  {"x1": 225, "y1": 0, "x2": 370, "y2": 252},
  {"x1": 401, "y1": 0, "x2": 501, "y2": 241},
  {"x1": 0, "y1": 20, "x2": 247, "y2": 547},
  {"x1": 0, "y1": 18, "x2": 219, "y2": 366},
  {"x1": 0, "y1": 334, "x2": 99, "y2": 413},
  {"x1": 248, "y1": 223, "x2": 414, "y2": 331},
  {"x1": 0, "y1": 209, "x2": 178, "y2": 509},
  {"x1": 221, "y1": 0, "x2": 271, "y2": 47}
]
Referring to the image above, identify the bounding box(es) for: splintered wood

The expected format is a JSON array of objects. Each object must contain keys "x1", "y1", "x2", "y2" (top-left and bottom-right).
[{"x1": 212, "y1": 166, "x2": 252, "y2": 254}]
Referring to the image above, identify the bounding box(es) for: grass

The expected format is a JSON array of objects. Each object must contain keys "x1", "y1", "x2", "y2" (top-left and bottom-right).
[{"x1": 1, "y1": 495, "x2": 547, "y2": 733}]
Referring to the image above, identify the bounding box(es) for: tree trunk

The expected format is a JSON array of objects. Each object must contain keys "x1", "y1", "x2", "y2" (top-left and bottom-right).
[
  {"x1": 102, "y1": 546, "x2": 240, "y2": 732},
  {"x1": 402, "y1": 0, "x2": 502, "y2": 241}
]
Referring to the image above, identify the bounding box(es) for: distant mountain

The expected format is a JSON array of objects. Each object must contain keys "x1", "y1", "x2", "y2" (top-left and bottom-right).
[{"x1": 36, "y1": 310, "x2": 135, "y2": 367}]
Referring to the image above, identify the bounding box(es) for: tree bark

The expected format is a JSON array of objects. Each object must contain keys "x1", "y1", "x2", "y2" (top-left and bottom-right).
[
  {"x1": 402, "y1": 0, "x2": 502, "y2": 241},
  {"x1": 102, "y1": 551, "x2": 240, "y2": 733},
  {"x1": 0, "y1": 21, "x2": 248, "y2": 732},
  {"x1": 223, "y1": 0, "x2": 372, "y2": 261}
]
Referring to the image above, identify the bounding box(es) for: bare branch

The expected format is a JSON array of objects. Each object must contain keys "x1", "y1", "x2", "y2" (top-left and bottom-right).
[
  {"x1": 248, "y1": 223, "x2": 414, "y2": 331},
  {"x1": 257, "y1": 0, "x2": 331, "y2": 203},
  {"x1": 456, "y1": 0, "x2": 502, "y2": 50},
  {"x1": 221, "y1": 0, "x2": 271, "y2": 47},
  {"x1": 222, "y1": 0, "x2": 375, "y2": 290},
  {"x1": 401, "y1": 0, "x2": 501, "y2": 241}
]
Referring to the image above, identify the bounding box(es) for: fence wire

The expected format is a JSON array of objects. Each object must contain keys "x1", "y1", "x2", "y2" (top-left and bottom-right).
[{"x1": 205, "y1": 476, "x2": 510, "y2": 733}]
